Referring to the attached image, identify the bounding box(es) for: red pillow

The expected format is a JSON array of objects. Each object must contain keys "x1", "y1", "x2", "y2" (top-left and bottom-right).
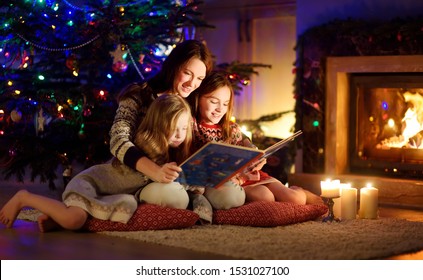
[
  {"x1": 213, "y1": 201, "x2": 328, "y2": 227},
  {"x1": 83, "y1": 201, "x2": 327, "y2": 231},
  {"x1": 83, "y1": 203, "x2": 199, "y2": 232}
]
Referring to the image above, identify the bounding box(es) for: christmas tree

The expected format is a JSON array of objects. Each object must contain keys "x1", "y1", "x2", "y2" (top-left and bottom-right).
[{"x1": 0, "y1": 0, "x2": 271, "y2": 188}]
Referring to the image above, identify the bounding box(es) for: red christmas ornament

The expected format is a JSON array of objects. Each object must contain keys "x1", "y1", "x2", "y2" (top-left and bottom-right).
[
  {"x1": 112, "y1": 61, "x2": 128, "y2": 73},
  {"x1": 83, "y1": 107, "x2": 92, "y2": 117},
  {"x1": 66, "y1": 55, "x2": 78, "y2": 71}
]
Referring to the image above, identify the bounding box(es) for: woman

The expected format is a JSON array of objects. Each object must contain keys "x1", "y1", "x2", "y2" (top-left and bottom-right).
[{"x1": 109, "y1": 39, "x2": 213, "y2": 183}]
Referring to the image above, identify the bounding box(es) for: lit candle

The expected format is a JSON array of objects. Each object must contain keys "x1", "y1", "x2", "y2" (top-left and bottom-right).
[
  {"x1": 359, "y1": 184, "x2": 379, "y2": 219},
  {"x1": 320, "y1": 179, "x2": 340, "y2": 198},
  {"x1": 340, "y1": 183, "x2": 357, "y2": 220}
]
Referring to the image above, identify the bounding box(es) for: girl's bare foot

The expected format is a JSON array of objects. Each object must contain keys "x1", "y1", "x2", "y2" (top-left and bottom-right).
[
  {"x1": 0, "y1": 190, "x2": 28, "y2": 228},
  {"x1": 37, "y1": 214, "x2": 60, "y2": 232}
]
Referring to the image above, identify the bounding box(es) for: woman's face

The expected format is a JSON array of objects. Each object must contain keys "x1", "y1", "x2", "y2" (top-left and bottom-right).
[
  {"x1": 168, "y1": 111, "x2": 190, "y2": 148},
  {"x1": 198, "y1": 86, "x2": 231, "y2": 125},
  {"x1": 174, "y1": 58, "x2": 207, "y2": 98}
]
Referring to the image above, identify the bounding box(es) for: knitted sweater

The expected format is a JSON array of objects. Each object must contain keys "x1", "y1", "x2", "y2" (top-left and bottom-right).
[
  {"x1": 193, "y1": 120, "x2": 253, "y2": 149},
  {"x1": 109, "y1": 85, "x2": 156, "y2": 170}
]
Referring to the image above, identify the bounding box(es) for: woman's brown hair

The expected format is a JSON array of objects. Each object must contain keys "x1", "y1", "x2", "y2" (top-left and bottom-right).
[{"x1": 118, "y1": 40, "x2": 213, "y2": 101}]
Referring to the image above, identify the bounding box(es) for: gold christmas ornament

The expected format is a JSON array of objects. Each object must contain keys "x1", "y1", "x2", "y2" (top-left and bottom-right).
[{"x1": 10, "y1": 109, "x2": 22, "y2": 122}]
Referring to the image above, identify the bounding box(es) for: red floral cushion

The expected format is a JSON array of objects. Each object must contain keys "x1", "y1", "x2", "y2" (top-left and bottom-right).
[
  {"x1": 83, "y1": 203, "x2": 199, "y2": 232},
  {"x1": 213, "y1": 201, "x2": 328, "y2": 227}
]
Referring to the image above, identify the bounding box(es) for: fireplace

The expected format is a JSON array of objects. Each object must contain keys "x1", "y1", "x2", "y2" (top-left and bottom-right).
[
  {"x1": 289, "y1": 55, "x2": 423, "y2": 209},
  {"x1": 349, "y1": 73, "x2": 423, "y2": 179}
]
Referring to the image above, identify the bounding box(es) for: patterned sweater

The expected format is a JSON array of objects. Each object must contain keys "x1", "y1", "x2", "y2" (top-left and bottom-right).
[
  {"x1": 109, "y1": 84, "x2": 156, "y2": 170},
  {"x1": 193, "y1": 120, "x2": 255, "y2": 150}
]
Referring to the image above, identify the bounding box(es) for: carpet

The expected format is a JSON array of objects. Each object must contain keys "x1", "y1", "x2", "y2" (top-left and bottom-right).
[
  {"x1": 99, "y1": 218, "x2": 423, "y2": 259},
  {"x1": 17, "y1": 210, "x2": 423, "y2": 260}
]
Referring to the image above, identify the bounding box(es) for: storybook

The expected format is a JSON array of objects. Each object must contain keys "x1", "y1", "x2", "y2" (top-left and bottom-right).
[{"x1": 178, "y1": 130, "x2": 302, "y2": 188}]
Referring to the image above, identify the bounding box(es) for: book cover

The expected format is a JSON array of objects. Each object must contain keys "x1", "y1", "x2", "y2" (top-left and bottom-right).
[
  {"x1": 178, "y1": 142, "x2": 263, "y2": 188},
  {"x1": 178, "y1": 130, "x2": 302, "y2": 188}
]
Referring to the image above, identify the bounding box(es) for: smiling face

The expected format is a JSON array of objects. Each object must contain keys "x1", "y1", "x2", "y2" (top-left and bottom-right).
[
  {"x1": 173, "y1": 58, "x2": 207, "y2": 98},
  {"x1": 168, "y1": 111, "x2": 190, "y2": 148},
  {"x1": 198, "y1": 85, "x2": 231, "y2": 125}
]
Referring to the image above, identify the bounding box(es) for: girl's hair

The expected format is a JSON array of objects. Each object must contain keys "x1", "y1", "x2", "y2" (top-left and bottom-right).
[
  {"x1": 118, "y1": 40, "x2": 213, "y2": 101},
  {"x1": 188, "y1": 70, "x2": 234, "y2": 141},
  {"x1": 133, "y1": 94, "x2": 192, "y2": 165}
]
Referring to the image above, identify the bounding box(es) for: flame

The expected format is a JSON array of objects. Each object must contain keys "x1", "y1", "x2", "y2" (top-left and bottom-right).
[{"x1": 377, "y1": 91, "x2": 423, "y2": 149}]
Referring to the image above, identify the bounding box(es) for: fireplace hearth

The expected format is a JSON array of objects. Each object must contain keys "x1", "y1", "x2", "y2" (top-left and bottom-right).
[
  {"x1": 289, "y1": 55, "x2": 423, "y2": 209},
  {"x1": 349, "y1": 73, "x2": 423, "y2": 179}
]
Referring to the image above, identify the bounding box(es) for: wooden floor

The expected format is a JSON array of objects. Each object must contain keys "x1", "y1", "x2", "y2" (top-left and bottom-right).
[{"x1": 1, "y1": 178, "x2": 422, "y2": 260}]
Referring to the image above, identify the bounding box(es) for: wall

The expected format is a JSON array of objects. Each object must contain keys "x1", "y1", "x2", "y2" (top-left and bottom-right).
[
  {"x1": 199, "y1": 2, "x2": 297, "y2": 139},
  {"x1": 297, "y1": 0, "x2": 423, "y2": 36},
  {"x1": 199, "y1": 1, "x2": 423, "y2": 139}
]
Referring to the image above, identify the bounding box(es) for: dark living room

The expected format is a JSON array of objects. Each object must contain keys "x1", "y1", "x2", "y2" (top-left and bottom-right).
[{"x1": 1, "y1": 0, "x2": 423, "y2": 272}]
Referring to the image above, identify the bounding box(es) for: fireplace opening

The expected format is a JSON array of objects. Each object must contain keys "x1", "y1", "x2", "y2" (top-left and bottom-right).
[{"x1": 349, "y1": 73, "x2": 423, "y2": 179}]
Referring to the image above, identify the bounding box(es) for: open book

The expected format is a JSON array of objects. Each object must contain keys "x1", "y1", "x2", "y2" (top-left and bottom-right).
[{"x1": 177, "y1": 130, "x2": 302, "y2": 188}]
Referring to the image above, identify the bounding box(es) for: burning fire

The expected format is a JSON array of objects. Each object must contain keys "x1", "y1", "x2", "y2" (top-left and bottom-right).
[{"x1": 377, "y1": 91, "x2": 423, "y2": 149}]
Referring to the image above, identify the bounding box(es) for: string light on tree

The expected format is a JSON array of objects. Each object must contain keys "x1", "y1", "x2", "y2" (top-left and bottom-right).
[{"x1": 0, "y1": 0, "x2": 267, "y2": 188}]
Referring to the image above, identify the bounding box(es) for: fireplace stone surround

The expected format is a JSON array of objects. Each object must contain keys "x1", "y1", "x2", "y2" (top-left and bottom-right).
[{"x1": 289, "y1": 55, "x2": 423, "y2": 209}]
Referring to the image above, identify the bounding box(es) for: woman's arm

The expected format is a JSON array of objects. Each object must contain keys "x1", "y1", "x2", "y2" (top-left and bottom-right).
[
  {"x1": 136, "y1": 158, "x2": 182, "y2": 183},
  {"x1": 109, "y1": 91, "x2": 182, "y2": 183},
  {"x1": 109, "y1": 96, "x2": 144, "y2": 168}
]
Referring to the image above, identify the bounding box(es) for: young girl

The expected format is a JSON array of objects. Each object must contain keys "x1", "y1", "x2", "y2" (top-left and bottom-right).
[
  {"x1": 110, "y1": 40, "x2": 213, "y2": 184},
  {"x1": 189, "y1": 71, "x2": 322, "y2": 206},
  {"x1": 0, "y1": 94, "x2": 193, "y2": 231}
]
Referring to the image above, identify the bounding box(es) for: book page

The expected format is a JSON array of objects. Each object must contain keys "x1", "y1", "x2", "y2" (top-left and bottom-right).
[
  {"x1": 263, "y1": 130, "x2": 303, "y2": 158},
  {"x1": 245, "y1": 130, "x2": 303, "y2": 172}
]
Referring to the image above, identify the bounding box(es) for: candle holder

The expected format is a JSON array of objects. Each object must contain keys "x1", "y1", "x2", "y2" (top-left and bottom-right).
[{"x1": 322, "y1": 196, "x2": 341, "y2": 223}]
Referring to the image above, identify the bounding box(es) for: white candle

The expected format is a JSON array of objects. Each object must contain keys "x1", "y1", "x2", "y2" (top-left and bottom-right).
[
  {"x1": 340, "y1": 184, "x2": 357, "y2": 220},
  {"x1": 332, "y1": 180, "x2": 342, "y2": 217},
  {"x1": 359, "y1": 184, "x2": 379, "y2": 219},
  {"x1": 333, "y1": 196, "x2": 342, "y2": 218},
  {"x1": 320, "y1": 179, "x2": 340, "y2": 198}
]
